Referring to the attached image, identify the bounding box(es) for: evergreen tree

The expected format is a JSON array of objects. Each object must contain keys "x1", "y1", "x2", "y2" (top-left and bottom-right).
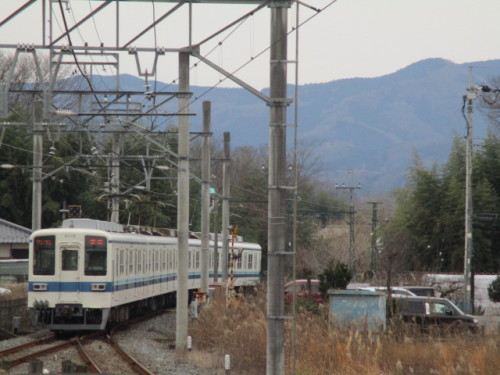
[
  {"x1": 391, "y1": 133, "x2": 500, "y2": 273},
  {"x1": 394, "y1": 152, "x2": 442, "y2": 270},
  {"x1": 318, "y1": 259, "x2": 352, "y2": 295}
]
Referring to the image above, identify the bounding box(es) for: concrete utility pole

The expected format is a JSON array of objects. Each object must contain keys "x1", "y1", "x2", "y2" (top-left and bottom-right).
[
  {"x1": 32, "y1": 100, "x2": 44, "y2": 231},
  {"x1": 267, "y1": 1, "x2": 290, "y2": 374},
  {"x1": 176, "y1": 51, "x2": 190, "y2": 351},
  {"x1": 110, "y1": 134, "x2": 122, "y2": 224},
  {"x1": 200, "y1": 101, "x2": 211, "y2": 294},
  {"x1": 367, "y1": 201, "x2": 382, "y2": 272},
  {"x1": 221, "y1": 132, "x2": 230, "y2": 282},
  {"x1": 463, "y1": 71, "x2": 476, "y2": 314},
  {"x1": 212, "y1": 198, "x2": 219, "y2": 282},
  {"x1": 336, "y1": 183, "x2": 361, "y2": 271}
]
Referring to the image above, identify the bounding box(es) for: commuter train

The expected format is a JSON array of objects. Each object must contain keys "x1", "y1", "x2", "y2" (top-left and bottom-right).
[{"x1": 28, "y1": 218, "x2": 261, "y2": 332}]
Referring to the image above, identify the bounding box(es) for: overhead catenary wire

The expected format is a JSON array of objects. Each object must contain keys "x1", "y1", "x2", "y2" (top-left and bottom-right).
[
  {"x1": 156, "y1": 0, "x2": 336, "y2": 110},
  {"x1": 57, "y1": 0, "x2": 105, "y2": 112}
]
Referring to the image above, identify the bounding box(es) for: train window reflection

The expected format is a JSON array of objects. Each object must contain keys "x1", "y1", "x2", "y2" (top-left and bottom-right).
[
  {"x1": 33, "y1": 236, "x2": 55, "y2": 275},
  {"x1": 85, "y1": 236, "x2": 107, "y2": 276}
]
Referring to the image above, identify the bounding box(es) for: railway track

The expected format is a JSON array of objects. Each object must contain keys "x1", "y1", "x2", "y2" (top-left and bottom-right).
[
  {"x1": 0, "y1": 334, "x2": 56, "y2": 357},
  {"x1": 0, "y1": 334, "x2": 75, "y2": 370},
  {"x1": 74, "y1": 334, "x2": 155, "y2": 375},
  {"x1": 106, "y1": 334, "x2": 155, "y2": 375},
  {"x1": 0, "y1": 313, "x2": 166, "y2": 374}
]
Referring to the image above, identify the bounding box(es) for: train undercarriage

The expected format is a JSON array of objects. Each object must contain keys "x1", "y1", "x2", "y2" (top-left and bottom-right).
[{"x1": 31, "y1": 292, "x2": 176, "y2": 332}]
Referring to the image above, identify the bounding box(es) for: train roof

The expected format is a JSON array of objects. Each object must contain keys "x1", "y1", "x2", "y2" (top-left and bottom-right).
[
  {"x1": 62, "y1": 218, "x2": 124, "y2": 232},
  {"x1": 32, "y1": 219, "x2": 261, "y2": 249}
]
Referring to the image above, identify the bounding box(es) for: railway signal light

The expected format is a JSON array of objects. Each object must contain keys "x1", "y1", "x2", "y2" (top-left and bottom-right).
[{"x1": 68, "y1": 205, "x2": 82, "y2": 218}]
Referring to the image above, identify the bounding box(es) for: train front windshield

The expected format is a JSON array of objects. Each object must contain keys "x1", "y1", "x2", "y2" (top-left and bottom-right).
[
  {"x1": 85, "y1": 236, "x2": 107, "y2": 276},
  {"x1": 33, "y1": 236, "x2": 55, "y2": 275}
]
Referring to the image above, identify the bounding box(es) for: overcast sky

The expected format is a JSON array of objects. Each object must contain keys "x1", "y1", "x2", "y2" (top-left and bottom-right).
[
  {"x1": 301, "y1": 0, "x2": 500, "y2": 84},
  {"x1": 1, "y1": 0, "x2": 500, "y2": 89}
]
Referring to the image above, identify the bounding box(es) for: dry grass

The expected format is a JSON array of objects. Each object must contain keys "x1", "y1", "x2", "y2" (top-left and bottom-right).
[
  {"x1": 189, "y1": 287, "x2": 500, "y2": 375},
  {"x1": 0, "y1": 282, "x2": 27, "y2": 300}
]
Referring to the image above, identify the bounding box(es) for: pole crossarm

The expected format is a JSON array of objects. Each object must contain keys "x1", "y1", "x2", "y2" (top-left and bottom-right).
[
  {"x1": 9, "y1": 89, "x2": 188, "y2": 96},
  {"x1": 191, "y1": 51, "x2": 270, "y2": 103}
]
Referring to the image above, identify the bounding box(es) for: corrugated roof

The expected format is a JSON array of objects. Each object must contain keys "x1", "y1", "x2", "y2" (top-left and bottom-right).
[{"x1": 0, "y1": 218, "x2": 31, "y2": 243}]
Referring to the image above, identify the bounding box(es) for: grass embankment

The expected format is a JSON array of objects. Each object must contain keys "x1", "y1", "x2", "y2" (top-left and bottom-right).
[{"x1": 189, "y1": 288, "x2": 499, "y2": 375}]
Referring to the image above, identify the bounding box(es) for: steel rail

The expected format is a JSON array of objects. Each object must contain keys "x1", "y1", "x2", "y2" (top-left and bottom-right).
[
  {"x1": 106, "y1": 334, "x2": 154, "y2": 375},
  {"x1": 75, "y1": 336, "x2": 103, "y2": 374},
  {"x1": 0, "y1": 334, "x2": 56, "y2": 357},
  {"x1": 6, "y1": 338, "x2": 75, "y2": 367}
]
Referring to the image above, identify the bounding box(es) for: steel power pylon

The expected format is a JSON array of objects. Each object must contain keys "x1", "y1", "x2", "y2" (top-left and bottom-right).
[{"x1": 336, "y1": 183, "x2": 361, "y2": 271}]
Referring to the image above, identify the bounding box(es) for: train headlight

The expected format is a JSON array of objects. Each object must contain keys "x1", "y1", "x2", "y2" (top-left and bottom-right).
[
  {"x1": 91, "y1": 283, "x2": 106, "y2": 291},
  {"x1": 33, "y1": 283, "x2": 48, "y2": 291}
]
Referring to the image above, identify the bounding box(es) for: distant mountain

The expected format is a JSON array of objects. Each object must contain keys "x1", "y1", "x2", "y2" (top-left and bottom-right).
[{"x1": 95, "y1": 58, "x2": 500, "y2": 193}]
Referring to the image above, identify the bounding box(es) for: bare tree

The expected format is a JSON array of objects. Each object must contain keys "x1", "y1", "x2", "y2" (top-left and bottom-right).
[{"x1": 376, "y1": 222, "x2": 411, "y2": 291}]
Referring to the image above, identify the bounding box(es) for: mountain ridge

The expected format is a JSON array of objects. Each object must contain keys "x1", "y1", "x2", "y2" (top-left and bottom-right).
[{"x1": 96, "y1": 58, "x2": 500, "y2": 193}]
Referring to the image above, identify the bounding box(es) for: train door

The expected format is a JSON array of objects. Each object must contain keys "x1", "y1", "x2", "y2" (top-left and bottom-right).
[{"x1": 59, "y1": 243, "x2": 81, "y2": 301}]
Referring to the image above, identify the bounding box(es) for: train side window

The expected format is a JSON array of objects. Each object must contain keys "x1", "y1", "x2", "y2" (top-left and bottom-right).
[
  {"x1": 85, "y1": 236, "x2": 107, "y2": 276},
  {"x1": 236, "y1": 253, "x2": 242, "y2": 269},
  {"x1": 62, "y1": 249, "x2": 78, "y2": 271},
  {"x1": 119, "y1": 250, "x2": 124, "y2": 275},
  {"x1": 129, "y1": 251, "x2": 133, "y2": 274},
  {"x1": 195, "y1": 251, "x2": 200, "y2": 269},
  {"x1": 33, "y1": 236, "x2": 55, "y2": 275},
  {"x1": 137, "y1": 250, "x2": 142, "y2": 273},
  {"x1": 248, "y1": 254, "x2": 253, "y2": 270}
]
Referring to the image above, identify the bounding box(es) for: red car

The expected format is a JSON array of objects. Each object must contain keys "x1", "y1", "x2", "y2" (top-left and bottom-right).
[{"x1": 284, "y1": 279, "x2": 322, "y2": 304}]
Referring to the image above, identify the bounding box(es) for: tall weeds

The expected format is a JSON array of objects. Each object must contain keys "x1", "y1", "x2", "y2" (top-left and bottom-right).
[{"x1": 189, "y1": 287, "x2": 500, "y2": 375}]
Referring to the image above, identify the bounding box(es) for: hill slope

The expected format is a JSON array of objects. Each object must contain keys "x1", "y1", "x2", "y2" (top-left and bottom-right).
[{"x1": 97, "y1": 58, "x2": 500, "y2": 193}]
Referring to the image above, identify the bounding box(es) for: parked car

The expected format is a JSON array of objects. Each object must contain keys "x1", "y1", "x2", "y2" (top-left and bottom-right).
[
  {"x1": 357, "y1": 286, "x2": 417, "y2": 296},
  {"x1": 284, "y1": 279, "x2": 322, "y2": 304},
  {"x1": 403, "y1": 286, "x2": 436, "y2": 297},
  {"x1": 390, "y1": 295, "x2": 480, "y2": 334}
]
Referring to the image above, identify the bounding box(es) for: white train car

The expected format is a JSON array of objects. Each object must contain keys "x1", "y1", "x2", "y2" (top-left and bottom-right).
[{"x1": 28, "y1": 219, "x2": 261, "y2": 332}]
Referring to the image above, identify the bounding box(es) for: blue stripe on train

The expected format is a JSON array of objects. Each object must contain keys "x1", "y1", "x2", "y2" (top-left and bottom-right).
[{"x1": 29, "y1": 272, "x2": 259, "y2": 292}]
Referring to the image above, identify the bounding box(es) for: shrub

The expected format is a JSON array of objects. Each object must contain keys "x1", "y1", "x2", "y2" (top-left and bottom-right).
[
  {"x1": 487, "y1": 275, "x2": 500, "y2": 302},
  {"x1": 317, "y1": 259, "x2": 352, "y2": 296}
]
